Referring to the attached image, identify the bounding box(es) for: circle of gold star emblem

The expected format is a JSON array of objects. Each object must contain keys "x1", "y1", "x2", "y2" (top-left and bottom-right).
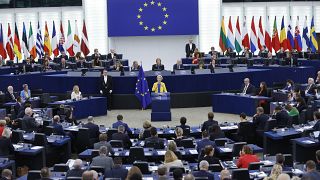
[{"x1": 137, "y1": 0, "x2": 169, "y2": 33}]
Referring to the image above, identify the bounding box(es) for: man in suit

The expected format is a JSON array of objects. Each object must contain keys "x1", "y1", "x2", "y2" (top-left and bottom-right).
[
  {"x1": 241, "y1": 78, "x2": 256, "y2": 95},
  {"x1": 66, "y1": 159, "x2": 85, "y2": 178},
  {"x1": 100, "y1": 69, "x2": 113, "y2": 110},
  {"x1": 21, "y1": 107, "x2": 39, "y2": 133},
  {"x1": 83, "y1": 116, "x2": 100, "y2": 139},
  {"x1": 312, "y1": 111, "x2": 320, "y2": 131},
  {"x1": 192, "y1": 160, "x2": 215, "y2": 180},
  {"x1": 185, "y1": 39, "x2": 196, "y2": 57},
  {"x1": 201, "y1": 112, "x2": 218, "y2": 132},
  {"x1": 305, "y1": 77, "x2": 317, "y2": 95},
  {"x1": 196, "y1": 131, "x2": 216, "y2": 153},
  {"x1": 208, "y1": 46, "x2": 218, "y2": 59},
  {"x1": 111, "y1": 125, "x2": 132, "y2": 149},
  {"x1": 107, "y1": 49, "x2": 118, "y2": 60},
  {"x1": 94, "y1": 133, "x2": 114, "y2": 155},
  {"x1": 23, "y1": 57, "x2": 34, "y2": 72},
  {"x1": 173, "y1": 60, "x2": 184, "y2": 70},
  {"x1": 302, "y1": 160, "x2": 320, "y2": 179},
  {"x1": 273, "y1": 106, "x2": 290, "y2": 128},
  {"x1": 91, "y1": 49, "x2": 101, "y2": 60},
  {"x1": 5, "y1": 86, "x2": 16, "y2": 102},
  {"x1": 144, "y1": 127, "x2": 165, "y2": 149},
  {"x1": 91, "y1": 146, "x2": 114, "y2": 172},
  {"x1": 105, "y1": 157, "x2": 128, "y2": 180},
  {"x1": 253, "y1": 107, "x2": 269, "y2": 134},
  {"x1": 112, "y1": 114, "x2": 132, "y2": 134},
  {"x1": 51, "y1": 115, "x2": 66, "y2": 136},
  {"x1": 152, "y1": 58, "x2": 164, "y2": 71}
]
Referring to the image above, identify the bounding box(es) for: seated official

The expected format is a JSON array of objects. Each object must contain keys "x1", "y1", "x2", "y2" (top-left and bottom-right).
[
  {"x1": 163, "y1": 150, "x2": 184, "y2": 172},
  {"x1": 302, "y1": 160, "x2": 320, "y2": 179},
  {"x1": 236, "y1": 145, "x2": 259, "y2": 168},
  {"x1": 242, "y1": 47, "x2": 251, "y2": 58},
  {"x1": 112, "y1": 114, "x2": 132, "y2": 134},
  {"x1": 277, "y1": 47, "x2": 286, "y2": 59},
  {"x1": 145, "y1": 127, "x2": 165, "y2": 149},
  {"x1": 208, "y1": 46, "x2": 218, "y2": 59},
  {"x1": 241, "y1": 78, "x2": 256, "y2": 95},
  {"x1": 43, "y1": 57, "x2": 51, "y2": 70},
  {"x1": 253, "y1": 107, "x2": 269, "y2": 134},
  {"x1": 92, "y1": 56, "x2": 100, "y2": 67},
  {"x1": 283, "y1": 79, "x2": 294, "y2": 92},
  {"x1": 76, "y1": 58, "x2": 86, "y2": 68},
  {"x1": 5, "y1": 85, "x2": 16, "y2": 102},
  {"x1": 225, "y1": 47, "x2": 234, "y2": 57},
  {"x1": 152, "y1": 75, "x2": 167, "y2": 93},
  {"x1": 51, "y1": 115, "x2": 66, "y2": 136},
  {"x1": 208, "y1": 58, "x2": 216, "y2": 73},
  {"x1": 193, "y1": 160, "x2": 215, "y2": 180},
  {"x1": 131, "y1": 61, "x2": 140, "y2": 71},
  {"x1": 176, "y1": 117, "x2": 190, "y2": 134},
  {"x1": 197, "y1": 60, "x2": 206, "y2": 69},
  {"x1": 295, "y1": 97, "x2": 307, "y2": 112},
  {"x1": 83, "y1": 116, "x2": 100, "y2": 139},
  {"x1": 285, "y1": 104, "x2": 299, "y2": 117},
  {"x1": 312, "y1": 111, "x2": 320, "y2": 131},
  {"x1": 91, "y1": 146, "x2": 114, "y2": 172},
  {"x1": 167, "y1": 141, "x2": 182, "y2": 159},
  {"x1": 105, "y1": 157, "x2": 128, "y2": 180},
  {"x1": 196, "y1": 131, "x2": 216, "y2": 153},
  {"x1": 66, "y1": 159, "x2": 85, "y2": 178},
  {"x1": 75, "y1": 52, "x2": 83, "y2": 61},
  {"x1": 0, "y1": 127, "x2": 14, "y2": 158},
  {"x1": 59, "y1": 56, "x2": 69, "y2": 69},
  {"x1": 71, "y1": 85, "x2": 82, "y2": 100},
  {"x1": 111, "y1": 125, "x2": 132, "y2": 149},
  {"x1": 272, "y1": 106, "x2": 290, "y2": 128},
  {"x1": 152, "y1": 58, "x2": 164, "y2": 71},
  {"x1": 94, "y1": 133, "x2": 114, "y2": 155},
  {"x1": 305, "y1": 77, "x2": 317, "y2": 95},
  {"x1": 276, "y1": 153, "x2": 292, "y2": 171},
  {"x1": 112, "y1": 61, "x2": 124, "y2": 73},
  {"x1": 235, "y1": 113, "x2": 255, "y2": 142},
  {"x1": 208, "y1": 125, "x2": 225, "y2": 141},
  {"x1": 201, "y1": 112, "x2": 218, "y2": 132},
  {"x1": 91, "y1": 48, "x2": 101, "y2": 60},
  {"x1": 257, "y1": 82, "x2": 268, "y2": 96},
  {"x1": 198, "y1": 145, "x2": 219, "y2": 165},
  {"x1": 59, "y1": 51, "x2": 69, "y2": 61},
  {"x1": 139, "y1": 120, "x2": 152, "y2": 140},
  {"x1": 174, "y1": 127, "x2": 186, "y2": 147},
  {"x1": 173, "y1": 60, "x2": 184, "y2": 70},
  {"x1": 107, "y1": 49, "x2": 118, "y2": 60},
  {"x1": 192, "y1": 52, "x2": 201, "y2": 64},
  {"x1": 258, "y1": 45, "x2": 269, "y2": 57},
  {"x1": 23, "y1": 57, "x2": 34, "y2": 72},
  {"x1": 21, "y1": 107, "x2": 39, "y2": 133},
  {"x1": 20, "y1": 84, "x2": 31, "y2": 101}
]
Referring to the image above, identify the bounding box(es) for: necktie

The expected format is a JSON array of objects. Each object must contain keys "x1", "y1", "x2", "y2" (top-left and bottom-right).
[
  {"x1": 243, "y1": 85, "x2": 248, "y2": 94},
  {"x1": 157, "y1": 83, "x2": 161, "y2": 93}
]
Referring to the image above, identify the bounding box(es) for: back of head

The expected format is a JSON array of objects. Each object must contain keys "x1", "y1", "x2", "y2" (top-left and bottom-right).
[
  {"x1": 143, "y1": 120, "x2": 151, "y2": 129},
  {"x1": 127, "y1": 166, "x2": 142, "y2": 180},
  {"x1": 73, "y1": 159, "x2": 83, "y2": 169},
  {"x1": 173, "y1": 168, "x2": 183, "y2": 180},
  {"x1": 314, "y1": 111, "x2": 320, "y2": 120},
  {"x1": 305, "y1": 160, "x2": 316, "y2": 172},
  {"x1": 128, "y1": 173, "x2": 142, "y2": 180},
  {"x1": 117, "y1": 114, "x2": 123, "y2": 121},
  {"x1": 1, "y1": 169, "x2": 12, "y2": 179},
  {"x1": 175, "y1": 127, "x2": 183, "y2": 137},
  {"x1": 257, "y1": 107, "x2": 264, "y2": 114},
  {"x1": 99, "y1": 146, "x2": 108, "y2": 155},
  {"x1": 208, "y1": 112, "x2": 214, "y2": 120},
  {"x1": 242, "y1": 145, "x2": 253, "y2": 155},
  {"x1": 270, "y1": 164, "x2": 283, "y2": 180},
  {"x1": 167, "y1": 141, "x2": 177, "y2": 152},
  {"x1": 202, "y1": 130, "x2": 209, "y2": 138},
  {"x1": 53, "y1": 115, "x2": 60, "y2": 123},
  {"x1": 240, "y1": 113, "x2": 247, "y2": 120},
  {"x1": 150, "y1": 127, "x2": 157, "y2": 136},
  {"x1": 276, "y1": 173, "x2": 290, "y2": 180},
  {"x1": 25, "y1": 107, "x2": 32, "y2": 116},
  {"x1": 184, "y1": 174, "x2": 195, "y2": 180},
  {"x1": 118, "y1": 125, "x2": 125, "y2": 133},
  {"x1": 180, "y1": 117, "x2": 187, "y2": 125},
  {"x1": 87, "y1": 116, "x2": 94, "y2": 123},
  {"x1": 199, "y1": 160, "x2": 209, "y2": 170},
  {"x1": 220, "y1": 169, "x2": 231, "y2": 180},
  {"x1": 82, "y1": 170, "x2": 94, "y2": 180},
  {"x1": 164, "y1": 150, "x2": 178, "y2": 163},
  {"x1": 157, "y1": 165, "x2": 167, "y2": 176},
  {"x1": 113, "y1": 157, "x2": 123, "y2": 166},
  {"x1": 40, "y1": 167, "x2": 50, "y2": 178},
  {"x1": 276, "y1": 153, "x2": 285, "y2": 165},
  {"x1": 204, "y1": 145, "x2": 214, "y2": 156},
  {"x1": 99, "y1": 133, "x2": 108, "y2": 142}
]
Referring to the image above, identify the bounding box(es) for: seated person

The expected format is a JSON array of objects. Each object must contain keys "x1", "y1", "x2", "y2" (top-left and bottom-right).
[
  {"x1": 139, "y1": 120, "x2": 152, "y2": 140},
  {"x1": 40, "y1": 167, "x2": 51, "y2": 180},
  {"x1": 208, "y1": 125, "x2": 225, "y2": 141},
  {"x1": 235, "y1": 113, "x2": 255, "y2": 142},
  {"x1": 43, "y1": 56, "x2": 51, "y2": 70},
  {"x1": 312, "y1": 111, "x2": 320, "y2": 131},
  {"x1": 284, "y1": 104, "x2": 299, "y2": 117},
  {"x1": 60, "y1": 56, "x2": 69, "y2": 69},
  {"x1": 208, "y1": 46, "x2": 218, "y2": 59},
  {"x1": 196, "y1": 131, "x2": 216, "y2": 153},
  {"x1": 105, "y1": 157, "x2": 128, "y2": 180},
  {"x1": 59, "y1": 51, "x2": 69, "y2": 61},
  {"x1": 257, "y1": 81, "x2": 268, "y2": 96},
  {"x1": 0, "y1": 123, "x2": 14, "y2": 157},
  {"x1": 176, "y1": 117, "x2": 190, "y2": 134},
  {"x1": 94, "y1": 133, "x2": 114, "y2": 155},
  {"x1": 277, "y1": 47, "x2": 286, "y2": 59},
  {"x1": 112, "y1": 60, "x2": 124, "y2": 73},
  {"x1": 152, "y1": 58, "x2": 164, "y2": 71},
  {"x1": 23, "y1": 57, "x2": 34, "y2": 72},
  {"x1": 71, "y1": 85, "x2": 82, "y2": 100},
  {"x1": 201, "y1": 112, "x2": 218, "y2": 132},
  {"x1": 75, "y1": 52, "x2": 83, "y2": 61},
  {"x1": 225, "y1": 47, "x2": 234, "y2": 57},
  {"x1": 253, "y1": 107, "x2": 269, "y2": 134},
  {"x1": 267, "y1": 164, "x2": 283, "y2": 180},
  {"x1": 283, "y1": 79, "x2": 294, "y2": 92},
  {"x1": 236, "y1": 145, "x2": 259, "y2": 168},
  {"x1": 91, "y1": 49, "x2": 101, "y2": 60},
  {"x1": 316, "y1": 150, "x2": 320, "y2": 171},
  {"x1": 302, "y1": 160, "x2": 320, "y2": 179},
  {"x1": 51, "y1": 115, "x2": 66, "y2": 136},
  {"x1": 131, "y1": 61, "x2": 140, "y2": 71},
  {"x1": 163, "y1": 150, "x2": 184, "y2": 172},
  {"x1": 173, "y1": 59, "x2": 184, "y2": 70},
  {"x1": 167, "y1": 141, "x2": 182, "y2": 159},
  {"x1": 5, "y1": 85, "x2": 16, "y2": 102},
  {"x1": 111, "y1": 125, "x2": 132, "y2": 149},
  {"x1": 295, "y1": 96, "x2": 307, "y2": 112},
  {"x1": 242, "y1": 47, "x2": 251, "y2": 58},
  {"x1": 174, "y1": 127, "x2": 186, "y2": 147},
  {"x1": 197, "y1": 60, "x2": 206, "y2": 69},
  {"x1": 193, "y1": 160, "x2": 215, "y2": 180},
  {"x1": 112, "y1": 114, "x2": 132, "y2": 134},
  {"x1": 91, "y1": 146, "x2": 114, "y2": 172},
  {"x1": 241, "y1": 78, "x2": 256, "y2": 95},
  {"x1": 208, "y1": 58, "x2": 216, "y2": 73},
  {"x1": 192, "y1": 52, "x2": 201, "y2": 64},
  {"x1": 258, "y1": 45, "x2": 269, "y2": 57},
  {"x1": 92, "y1": 56, "x2": 100, "y2": 67},
  {"x1": 20, "y1": 84, "x2": 31, "y2": 101},
  {"x1": 152, "y1": 75, "x2": 167, "y2": 93},
  {"x1": 21, "y1": 107, "x2": 39, "y2": 133},
  {"x1": 272, "y1": 106, "x2": 290, "y2": 128},
  {"x1": 107, "y1": 49, "x2": 117, "y2": 60},
  {"x1": 305, "y1": 77, "x2": 317, "y2": 95},
  {"x1": 145, "y1": 127, "x2": 165, "y2": 149},
  {"x1": 1, "y1": 169, "x2": 13, "y2": 180},
  {"x1": 276, "y1": 153, "x2": 292, "y2": 171},
  {"x1": 83, "y1": 116, "x2": 100, "y2": 139},
  {"x1": 198, "y1": 145, "x2": 219, "y2": 165},
  {"x1": 66, "y1": 159, "x2": 85, "y2": 178}
]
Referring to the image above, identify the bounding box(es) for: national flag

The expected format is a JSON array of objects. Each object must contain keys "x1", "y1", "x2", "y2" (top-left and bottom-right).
[
  {"x1": 43, "y1": 21, "x2": 52, "y2": 56},
  {"x1": 0, "y1": 24, "x2": 7, "y2": 60},
  {"x1": 66, "y1": 20, "x2": 74, "y2": 56},
  {"x1": 294, "y1": 16, "x2": 302, "y2": 52},
  {"x1": 135, "y1": 65, "x2": 151, "y2": 109},
  {"x1": 13, "y1": 23, "x2": 22, "y2": 60},
  {"x1": 73, "y1": 20, "x2": 80, "y2": 54},
  {"x1": 250, "y1": 16, "x2": 258, "y2": 53},
  {"x1": 28, "y1": 22, "x2": 36, "y2": 58},
  {"x1": 219, "y1": 16, "x2": 227, "y2": 52},
  {"x1": 272, "y1": 17, "x2": 280, "y2": 52},
  {"x1": 242, "y1": 16, "x2": 250, "y2": 49},
  {"x1": 51, "y1": 21, "x2": 59, "y2": 57},
  {"x1": 265, "y1": 16, "x2": 272, "y2": 52},
  {"x1": 280, "y1": 16, "x2": 287, "y2": 50},
  {"x1": 287, "y1": 16, "x2": 294, "y2": 51},
  {"x1": 6, "y1": 24, "x2": 14, "y2": 60},
  {"x1": 81, "y1": 20, "x2": 90, "y2": 56},
  {"x1": 59, "y1": 21, "x2": 65, "y2": 53},
  {"x1": 226, "y1": 16, "x2": 235, "y2": 50},
  {"x1": 235, "y1": 16, "x2": 242, "y2": 53},
  {"x1": 22, "y1": 22, "x2": 29, "y2": 58},
  {"x1": 302, "y1": 16, "x2": 310, "y2": 52},
  {"x1": 310, "y1": 16, "x2": 318, "y2": 53},
  {"x1": 258, "y1": 16, "x2": 265, "y2": 50},
  {"x1": 36, "y1": 21, "x2": 44, "y2": 58}
]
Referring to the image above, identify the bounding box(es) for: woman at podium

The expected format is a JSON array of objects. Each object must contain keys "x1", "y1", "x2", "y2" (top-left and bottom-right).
[{"x1": 152, "y1": 75, "x2": 167, "y2": 93}]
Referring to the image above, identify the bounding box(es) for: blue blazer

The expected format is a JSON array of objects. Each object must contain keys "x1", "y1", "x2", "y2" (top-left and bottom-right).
[
  {"x1": 193, "y1": 170, "x2": 215, "y2": 180},
  {"x1": 196, "y1": 138, "x2": 216, "y2": 153},
  {"x1": 52, "y1": 122, "x2": 66, "y2": 136},
  {"x1": 105, "y1": 166, "x2": 128, "y2": 180},
  {"x1": 20, "y1": 90, "x2": 31, "y2": 100},
  {"x1": 112, "y1": 121, "x2": 132, "y2": 134}
]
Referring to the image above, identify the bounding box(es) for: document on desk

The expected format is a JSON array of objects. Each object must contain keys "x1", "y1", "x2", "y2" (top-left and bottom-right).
[
  {"x1": 157, "y1": 150, "x2": 166, "y2": 155},
  {"x1": 302, "y1": 140, "x2": 315, "y2": 144},
  {"x1": 220, "y1": 148, "x2": 232, "y2": 152},
  {"x1": 31, "y1": 146, "x2": 42, "y2": 150},
  {"x1": 149, "y1": 166, "x2": 158, "y2": 171},
  {"x1": 261, "y1": 160, "x2": 273, "y2": 166},
  {"x1": 189, "y1": 150, "x2": 198, "y2": 154},
  {"x1": 13, "y1": 144, "x2": 23, "y2": 150},
  {"x1": 292, "y1": 169, "x2": 304, "y2": 174}
]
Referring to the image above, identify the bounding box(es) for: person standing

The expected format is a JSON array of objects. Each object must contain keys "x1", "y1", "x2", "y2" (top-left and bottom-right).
[{"x1": 100, "y1": 69, "x2": 113, "y2": 110}]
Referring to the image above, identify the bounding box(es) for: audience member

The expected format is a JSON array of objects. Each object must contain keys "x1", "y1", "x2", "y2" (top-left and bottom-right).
[
  {"x1": 196, "y1": 131, "x2": 216, "y2": 153},
  {"x1": 193, "y1": 160, "x2": 214, "y2": 180},
  {"x1": 105, "y1": 157, "x2": 128, "y2": 180},
  {"x1": 267, "y1": 164, "x2": 283, "y2": 180},
  {"x1": 236, "y1": 145, "x2": 259, "y2": 168},
  {"x1": 40, "y1": 167, "x2": 51, "y2": 180},
  {"x1": 21, "y1": 107, "x2": 39, "y2": 133},
  {"x1": 66, "y1": 159, "x2": 85, "y2": 178},
  {"x1": 285, "y1": 104, "x2": 299, "y2": 117},
  {"x1": 112, "y1": 114, "x2": 132, "y2": 134},
  {"x1": 20, "y1": 84, "x2": 31, "y2": 101},
  {"x1": 295, "y1": 97, "x2": 307, "y2": 113},
  {"x1": 208, "y1": 124, "x2": 225, "y2": 141},
  {"x1": 91, "y1": 146, "x2": 114, "y2": 172},
  {"x1": 241, "y1": 78, "x2": 256, "y2": 95},
  {"x1": 157, "y1": 165, "x2": 168, "y2": 180},
  {"x1": 126, "y1": 166, "x2": 142, "y2": 180},
  {"x1": 83, "y1": 116, "x2": 100, "y2": 139},
  {"x1": 316, "y1": 150, "x2": 320, "y2": 171},
  {"x1": 1, "y1": 169, "x2": 13, "y2": 180},
  {"x1": 277, "y1": 173, "x2": 291, "y2": 180},
  {"x1": 302, "y1": 160, "x2": 320, "y2": 179},
  {"x1": 220, "y1": 169, "x2": 231, "y2": 180},
  {"x1": 167, "y1": 141, "x2": 182, "y2": 159},
  {"x1": 312, "y1": 111, "x2": 320, "y2": 131},
  {"x1": 94, "y1": 133, "x2": 114, "y2": 155},
  {"x1": 276, "y1": 153, "x2": 291, "y2": 171},
  {"x1": 112, "y1": 125, "x2": 132, "y2": 149},
  {"x1": 253, "y1": 107, "x2": 269, "y2": 134},
  {"x1": 305, "y1": 78, "x2": 316, "y2": 95},
  {"x1": 145, "y1": 127, "x2": 165, "y2": 149},
  {"x1": 174, "y1": 127, "x2": 186, "y2": 147},
  {"x1": 0, "y1": 127, "x2": 14, "y2": 157},
  {"x1": 51, "y1": 115, "x2": 65, "y2": 136},
  {"x1": 172, "y1": 168, "x2": 183, "y2": 180},
  {"x1": 273, "y1": 106, "x2": 290, "y2": 128},
  {"x1": 176, "y1": 117, "x2": 190, "y2": 134},
  {"x1": 139, "y1": 120, "x2": 152, "y2": 139},
  {"x1": 184, "y1": 174, "x2": 195, "y2": 180},
  {"x1": 198, "y1": 145, "x2": 219, "y2": 165},
  {"x1": 5, "y1": 86, "x2": 16, "y2": 102},
  {"x1": 283, "y1": 79, "x2": 294, "y2": 92},
  {"x1": 163, "y1": 150, "x2": 184, "y2": 172},
  {"x1": 201, "y1": 112, "x2": 218, "y2": 132}
]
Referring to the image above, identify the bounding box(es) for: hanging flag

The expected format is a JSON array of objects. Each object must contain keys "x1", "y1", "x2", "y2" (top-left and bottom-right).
[
  {"x1": 226, "y1": 16, "x2": 235, "y2": 50},
  {"x1": 287, "y1": 16, "x2": 294, "y2": 51},
  {"x1": 242, "y1": 16, "x2": 250, "y2": 49},
  {"x1": 66, "y1": 20, "x2": 74, "y2": 56},
  {"x1": 28, "y1": 22, "x2": 36, "y2": 58},
  {"x1": 81, "y1": 20, "x2": 90, "y2": 56},
  {"x1": 265, "y1": 16, "x2": 272, "y2": 52},
  {"x1": 280, "y1": 16, "x2": 287, "y2": 50},
  {"x1": 59, "y1": 21, "x2": 65, "y2": 53},
  {"x1": 51, "y1": 21, "x2": 59, "y2": 57},
  {"x1": 13, "y1": 23, "x2": 22, "y2": 60},
  {"x1": 302, "y1": 16, "x2": 310, "y2": 52},
  {"x1": 250, "y1": 16, "x2": 258, "y2": 53},
  {"x1": 310, "y1": 16, "x2": 318, "y2": 53},
  {"x1": 73, "y1": 20, "x2": 80, "y2": 54},
  {"x1": 36, "y1": 21, "x2": 44, "y2": 58},
  {"x1": 219, "y1": 16, "x2": 227, "y2": 52},
  {"x1": 22, "y1": 22, "x2": 29, "y2": 58},
  {"x1": 43, "y1": 21, "x2": 52, "y2": 56},
  {"x1": 6, "y1": 24, "x2": 14, "y2": 60},
  {"x1": 0, "y1": 24, "x2": 7, "y2": 60},
  {"x1": 257, "y1": 16, "x2": 265, "y2": 50},
  {"x1": 272, "y1": 17, "x2": 280, "y2": 52},
  {"x1": 294, "y1": 16, "x2": 302, "y2": 52},
  {"x1": 135, "y1": 65, "x2": 151, "y2": 109},
  {"x1": 235, "y1": 16, "x2": 242, "y2": 53}
]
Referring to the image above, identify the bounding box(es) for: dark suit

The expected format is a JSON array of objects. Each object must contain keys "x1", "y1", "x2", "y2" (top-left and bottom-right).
[
  {"x1": 305, "y1": 84, "x2": 316, "y2": 95},
  {"x1": 237, "y1": 121, "x2": 255, "y2": 142},
  {"x1": 21, "y1": 115, "x2": 38, "y2": 133},
  {"x1": 201, "y1": 119, "x2": 218, "y2": 132},
  {"x1": 52, "y1": 122, "x2": 66, "y2": 136},
  {"x1": 5, "y1": 91, "x2": 16, "y2": 102},
  {"x1": 274, "y1": 110, "x2": 290, "y2": 128},
  {"x1": 66, "y1": 169, "x2": 85, "y2": 178},
  {"x1": 209, "y1": 132, "x2": 225, "y2": 141},
  {"x1": 107, "y1": 53, "x2": 118, "y2": 60},
  {"x1": 0, "y1": 137, "x2": 14, "y2": 157},
  {"x1": 208, "y1": 64, "x2": 215, "y2": 73},
  {"x1": 241, "y1": 83, "x2": 256, "y2": 95},
  {"x1": 173, "y1": 64, "x2": 184, "y2": 70},
  {"x1": 76, "y1": 61, "x2": 86, "y2": 68},
  {"x1": 23, "y1": 63, "x2": 33, "y2": 72},
  {"x1": 253, "y1": 114, "x2": 269, "y2": 132},
  {"x1": 91, "y1": 53, "x2": 101, "y2": 60},
  {"x1": 105, "y1": 166, "x2": 128, "y2": 180},
  {"x1": 111, "y1": 132, "x2": 132, "y2": 149},
  {"x1": 296, "y1": 103, "x2": 307, "y2": 113},
  {"x1": 83, "y1": 122, "x2": 100, "y2": 139},
  {"x1": 185, "y1": 43, "x2": 196, "y2": 57},
  {"x1": 59, "y1": 55, "x2": 69, "y2": 61},
  {"x1": 100, "y1": 75, "x2": 113, "y2": 110},
  {"x1": 313, "y1": 120, "x2": 320, "y2": 131},
  {"x1": 257, "y1": 88, "x2": 268, "y2": 96},
  {"x1": 302, "y1": 170, "x2": 320, "y2": 180},
  {"x1": 196, "y1": 138, "x2": 216, "y2": 152},
  {"x1": 193, "y1": 170, "x2": 215, "y2": 180},
  {"x1": 144, "y1": 136, "x2": 165, "y2": 149},
  {"x1": 199, "y1": 156, "x2": 220, "y2": 165},
  {"x1": 152, "y1": 64, "x2": 164, "y2": 71}
]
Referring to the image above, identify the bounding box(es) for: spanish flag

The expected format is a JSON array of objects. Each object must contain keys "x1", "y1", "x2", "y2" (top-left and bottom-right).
[
  {"x1": 13, "y1": 23, "x2": 22, "y2": 60},
  {"x1": 43, "y1": 21, "x2": 52, "y2": 56},
  {"x1": 280, "y1": 16, "x2": 287, "y2": 50}
]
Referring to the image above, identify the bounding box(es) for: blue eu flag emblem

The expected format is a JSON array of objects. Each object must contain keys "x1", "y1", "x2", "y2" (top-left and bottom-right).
[{"x1": 135, "y1": 66, "x2": 151, "y2": 109}]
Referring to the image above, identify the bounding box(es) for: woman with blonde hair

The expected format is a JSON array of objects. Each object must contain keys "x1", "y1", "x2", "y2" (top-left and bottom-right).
[
  {"x1": 268, "y1": 164, "x2": 282, "y2": 180},
  {"x1": 163, "y1": 150, "x2": 183, "y2": 172},
  {"x1": 167, "y1": 141, "x2": 182, "y2": 159},
  {"x1": 71, "y1": 85, "x2": 82, "y2": 101},
  {"x1": 126, "y1": 166, "x2": 142, "y2": 180},
  {"x1": 139, "y1": 120, "x2": 152, "y2": 139}
]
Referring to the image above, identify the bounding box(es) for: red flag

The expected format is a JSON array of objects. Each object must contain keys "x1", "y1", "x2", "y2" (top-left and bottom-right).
[
  {"x1": 6, "y1": 24, "x2": 14, "y2": 60},
  {"x1": 272, "y1": 17, "x2": 281, "y2": 52},
  {"x1": 257, "y1": 16, "x2": 265, "y2": 50},
  {"x1": 81, "y1": 20, "x2": 90, "y2": 56},
  {"x1": 0, "y1": 24, "x2": 7, "y2": 59},
  {"x1": 265, "y1": 16, "x2": 272, "y2": 52},
  {"x1": 242, "y1": 16, "x2": 250, "y2": 49}
]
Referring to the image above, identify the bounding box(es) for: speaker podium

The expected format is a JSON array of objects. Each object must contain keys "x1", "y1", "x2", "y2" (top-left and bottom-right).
[{"x1": 151, "y1": 92, "x2": 171, "y2": 121}]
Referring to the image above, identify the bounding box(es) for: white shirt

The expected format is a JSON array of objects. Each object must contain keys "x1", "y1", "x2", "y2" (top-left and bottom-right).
[
  {"x1": 189, "y1": 43, "x2": 193, "y2": 50},
  {"x1": 71, "y1": 91, "x2": 82, "y2": 100},
  {"x1": 104, "y1": 75, "x2": 108, "y2": 84},
  {"x1": 243, "y1": 84, "x2": 249, "y2": 94}
]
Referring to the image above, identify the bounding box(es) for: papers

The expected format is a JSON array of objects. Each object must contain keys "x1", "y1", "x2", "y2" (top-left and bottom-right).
[
  {"x1": 13, "y1": 144, "x2": 23, "y2": 150},
  {"x1": 31, "y1": 146, "x2": 43, "y2": 150},
  {"x1": 125, "y1": 151, "x2": 129, "y2": 156},
  {"x1": 149, "y1": 166, "x2": 158, "y2": 171},
  {"x1": 292, "y1": 169, "x2": 304, "y2": 174},
  {"x1": 314, "y1": 131, "x2": 320, "y2": 138},
  {"x1": 189, "y1": 150, "x2": 198, "y2": 154},
  {"x1": 302, "y1": 140, "x2": 315, "y2": 144},
  {"x1": 220, "y1": 148, "x2": 232, "y2": 152},
  {"x1": 145, "y1": 152, "x2": 152, "y2": 156},
  {"x1": 220, "y1": 125, "x2": 238, "y2": 130},
  {"x1": 250, "y1": 172, "x2": 267, "y2": 178},
  {"x1": 157, "y1": 150, "x2": 166, "y2": 155},
  {"x1": 261, "y1": 160, "x2": 273, "y2": 166}
]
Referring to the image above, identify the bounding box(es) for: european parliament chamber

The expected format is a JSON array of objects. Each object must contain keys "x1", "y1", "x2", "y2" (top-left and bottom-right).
[{"x1": 1, "y1": 0, "x2": 320, "y2": 180}]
